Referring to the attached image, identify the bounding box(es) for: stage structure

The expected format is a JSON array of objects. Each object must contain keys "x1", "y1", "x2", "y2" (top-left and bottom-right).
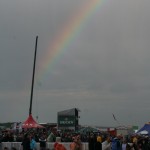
[{"x1": 57, "y1": 108, "x2": 79, "y2": 131}]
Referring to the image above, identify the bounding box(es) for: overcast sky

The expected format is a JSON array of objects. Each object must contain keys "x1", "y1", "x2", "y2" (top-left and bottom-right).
[{"x1": 0, "y1": 0, "x2": 150, "y2": 128}]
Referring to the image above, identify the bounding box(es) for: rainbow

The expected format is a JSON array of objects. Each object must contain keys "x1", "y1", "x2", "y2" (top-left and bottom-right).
[{"x1": 38, "y1": 0, "x2": 107, "y2": 80}]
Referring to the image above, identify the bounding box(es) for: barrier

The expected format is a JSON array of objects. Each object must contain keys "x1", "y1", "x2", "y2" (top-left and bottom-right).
[{"x1": 1, "y1": 142, "x2": 89, "y2": 150}]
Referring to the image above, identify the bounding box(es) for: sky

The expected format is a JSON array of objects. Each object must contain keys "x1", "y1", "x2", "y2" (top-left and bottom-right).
[{"x1": 0, "y1": 0, "x2": 150, "y2": 128}]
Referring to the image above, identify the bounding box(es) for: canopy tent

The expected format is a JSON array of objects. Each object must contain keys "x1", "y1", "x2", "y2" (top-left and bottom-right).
[
  {"x1": 79, "y1": 126, "x2": 100, "y2": 134},
  {"x1": 137, "y1": 122, "x2": 150, "y2": 135},
  {"x1": 22, "y1": 114, "x2": 45, "y2": 128}
]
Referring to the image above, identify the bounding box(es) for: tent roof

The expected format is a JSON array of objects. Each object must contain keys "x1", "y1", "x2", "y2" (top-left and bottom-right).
[
  {"x1": 137, "y1": 123, "x2": 150, "y2": 135},
  {"x1": 22, "y1": 114, "x2": 45, "y2": 128}
]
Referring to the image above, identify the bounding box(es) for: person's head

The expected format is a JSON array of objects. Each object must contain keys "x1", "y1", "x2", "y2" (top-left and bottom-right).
[
  {"x1": 52, "y1": 128, "x2": 57, "y2": 134},
  {"x1": 72, "y1": 135, "x2": 79, "y2": 143},
  {"x1": 122, "y1": 139, "x2": 127, "y2": 144},
  {"x1": 24, "y1": 133, "x2": 28, "y2": 138},
  {"x1": 30, "y1": 135, "x2": 35, "y2": 140},
  {"x1": 90, "y1": 133, "x2": 94, "y2": 138},
  {"x1": 56, "y1": 137, "x2": 61, "y2": 142},
  {"x1": 133, "y1": 137, "x2": 137, "y2": 143},
  {"x1": 76, "y1": 134, "x2": 80, "y2": 141},
  {"x1": 106, "y1": 136, "x2": 111, "y2": 142},
  {"x1": 117, "y1": 135, "x2": 123, "y2": 140},
  {"x1": 97, "y1": 136, "x2": 102, "y2": 143}
]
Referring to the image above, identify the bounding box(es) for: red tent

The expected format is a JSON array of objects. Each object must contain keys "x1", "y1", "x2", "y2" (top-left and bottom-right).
[{"x1": 22, "y1": 114, "x2": 45, "y2": 128}]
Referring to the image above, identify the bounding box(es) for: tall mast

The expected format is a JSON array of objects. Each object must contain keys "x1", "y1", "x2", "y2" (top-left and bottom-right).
[{"x1": 29, "y1": 36, "x2": 38, "y2": 115}]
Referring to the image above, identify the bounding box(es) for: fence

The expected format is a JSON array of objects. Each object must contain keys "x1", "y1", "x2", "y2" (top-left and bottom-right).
[{"x1": 1, "y1": 142, "x2": 89, "y2": 150}]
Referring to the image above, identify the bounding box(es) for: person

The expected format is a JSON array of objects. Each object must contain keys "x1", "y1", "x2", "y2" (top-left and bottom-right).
[
  {"x1": 30, "y1": 136, "x2": 37, "y2": 150},
  {"x1": 39, "y1": 134, "x2": 47, "y2": 150},
  {"x1": 132, "y1": 136, "x2": 138, "y2": 150},
  {"x1": 122, "y1": 139, "x2": 130, "y2": 150},
  {"x1": 47, "y1": 128, "x2": 56, "y2": 142},
  {"x1": 95, "y1": 136, "x2": 102, "y2": 150},
  {"x1": 88, "y1": 133, "x2": 95, "y2": 150},
  {"x1": 54, "y1": 137, "x2": 67, "y2": 150},
  {"x1": 2, "y1": 133, "x2": 13, "y2": 142},
  {"x1": 102, "y1": 136, "x2": 111, "y2": 150},
  {"x1": 21, "y1": 134, "x2": 31, "y2": 150},
  {"x1": 139, "y1": 137, "x2": 150, "y2": 150},
  {"x1": 111, "y1": 136, "x2": 121, "y2": 150},
  {"x1": 70, "y1": 135, "x2": 81, "y2": 150}
]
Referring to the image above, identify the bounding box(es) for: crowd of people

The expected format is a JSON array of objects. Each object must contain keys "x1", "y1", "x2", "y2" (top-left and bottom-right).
[
  {"x1": 88, "y1": 133, "x2": 150, "y2": 150},
  {"x1": 0, "y1": 127, "x2": 150, "y2": 150},
  {"x1": 0, "y1": 127, "x2": 83, "y2": 150}
]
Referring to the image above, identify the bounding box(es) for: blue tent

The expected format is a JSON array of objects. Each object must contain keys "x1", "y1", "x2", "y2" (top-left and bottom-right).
[{"x1": 137, "y1": 123, "x2": 150, "y2": 135}]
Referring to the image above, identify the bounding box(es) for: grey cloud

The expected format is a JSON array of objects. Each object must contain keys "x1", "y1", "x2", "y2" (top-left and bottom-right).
[{"x1": 0, "y1": 0, "x2": 150, "y2": 128}]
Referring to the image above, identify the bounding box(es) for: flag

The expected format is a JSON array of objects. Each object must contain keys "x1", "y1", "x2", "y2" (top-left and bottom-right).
[{"x1": 112, "y1": 113, "x2": 117, "y2": 121}]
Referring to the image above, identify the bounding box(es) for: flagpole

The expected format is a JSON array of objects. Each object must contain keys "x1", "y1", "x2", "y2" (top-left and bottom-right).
[{"x1": 29, "y1": 36, "x2": 38, "y2": 115}]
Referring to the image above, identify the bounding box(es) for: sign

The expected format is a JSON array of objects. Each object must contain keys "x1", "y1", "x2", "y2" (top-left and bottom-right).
[{"x1": 58, "y1": 116, "x2": 75, "y2": 127}]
